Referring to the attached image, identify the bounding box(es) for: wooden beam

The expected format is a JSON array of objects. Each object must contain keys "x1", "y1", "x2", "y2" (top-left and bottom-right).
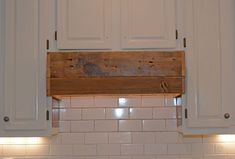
[{"x1": 47, "y1": 51, "x2": 185, "y2": 95}]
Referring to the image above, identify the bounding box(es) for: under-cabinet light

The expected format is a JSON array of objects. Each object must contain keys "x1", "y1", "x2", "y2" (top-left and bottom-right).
[
  {"x1": 218, "y1": 135, "x2": 235, "y2": 142},
  {"x1": 0, "y1": 137, "x2": 42, "y2": 145}
]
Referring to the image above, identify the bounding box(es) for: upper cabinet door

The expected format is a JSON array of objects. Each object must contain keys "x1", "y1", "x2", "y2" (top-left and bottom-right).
[
  {"x1": 57, "y1": 0, "x2": 112, "y2": 49},
  {"x1": 121, "y1": 0, "x2": 176, "y2": 49},
  {"x1": 185, "y1": 0, "x2": 235, "y2": 128},
  {"x1": 4, "y1": 0, "x2": 48, "y2": 130}
]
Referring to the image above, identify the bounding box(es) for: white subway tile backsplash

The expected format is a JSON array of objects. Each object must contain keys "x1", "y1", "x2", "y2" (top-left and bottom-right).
[
  {"x1": 144, "y1": 144, "x2": 167, "y2": 155},
  {"x1": 86, "y1": 156, "x2": 109, "y2": 159},
  {"x1": 164, "y1": 96, "x2": 176, "y2": 106},
  {"x1": 95, "y1": 120, "x2": 118, "y2": 132},
  {"x1": 153, "y1": 107, "x2": 176, "y2": 119},
  {"x1": 60, "y1": 109, "x2": 82, "y2": 120},
  {"x1": 118, "y1": 96, "x2": 141, "y2": 107},
  {"x1": 157, "y1": 156, "x2": 180, "y2": 159},
  {"x1": 4, "y1": 95, "x2": 235, "y2": 159},
  {"x1": 71, "y1": 96, "x2": 94, "y2": 107},
  {"x1": 82, "y1": 108, "x2": 105, "y2": 119},
  {"x1": 85, "y1": 133, "x2": 108, "y2": 144},
  {"x1": 71, "y1": 121, "x2": 94, "y2": 132},
  {"x1": 119, "y1": 120, "x2": 142, "y2": 131},
  {"x1": 121, "y1": 144, "x2": 144, "y2": 155},
  {"x1": 155, "y1": 132, "x2": 179, "y2": 143},
  {"x1": 130, "y1": 108, "x2": 153, "y2": 119},
  {"x1": 95, "y1": 96, "x2": 118, "y2": 107},
  {"x1": 168, "y1": 144, "x2": 192, "y2": 155},
  {"x1": 132, "y1": 132, "x2": 155, "y2": 144},
  {"x1": 73, "y1": 145, "x2": 97, "y2": 156},
  {"x1": 50, "y1": 145, "x2": 73, "y2": 156},
  {"x1": 143, "y1": 120, "x2": 165, "y2": 131},
  {"x1": 132, "y1": 156, "x2": 156, "y2": 159},
  {"x1": 109, "y1": 156, "x2": 132, "y2": 159},
  {"x1": 61, "y1": 133, "x2": 85, "y2": 144},
  {"x1": 60, "y1": 97, "x2": 71, "y2": 108},
  {"x1": 3, "y1": 145, "x2": 26, "y2": 156},
  {"x1": 26, "y1": 145, "x2": 49, "y2": 156},
  {"x1": 109, "y1": 132, "x2": 132, "y2": 144},
  {"x1": 106, "y1": 108, "x2": 129, "y2": 119},
  {"x1": 165, "y1": 120, "x2": 178, "y2": 131},
  {"x1": 97, "y1": 144, "x2": 121, "y2": 155},
  {"x1": 59, "y1": 121, "x2": 71, "y2": 133},
  {"x1": 204, "y1": 155, "x2": 226, "y2": 159},
  {"x1": 141, "y1": 95, "x2": 165, "y2": 107}
]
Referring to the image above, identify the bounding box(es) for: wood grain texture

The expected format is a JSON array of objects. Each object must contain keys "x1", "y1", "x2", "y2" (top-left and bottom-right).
[{"x1": 47, "y1": 51, "x2": 185, "y2": 95}]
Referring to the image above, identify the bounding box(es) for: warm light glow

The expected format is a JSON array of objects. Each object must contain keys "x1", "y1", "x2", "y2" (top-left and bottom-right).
[
  {"x1": 0, "y1": 138, "x2": 10, "y2": 144},
  {"x1": 119, "y1": 98, "x2": 127, "y2": 106},
  {"x1": 218, "y1": 135, "x2": 235, "y2": 142},
  {"x1": 115, "y1": 108, "x2": 124, "y2": 118},
  {"x1": 0, "y1": 137, "x2": 43, "y2": 145}
]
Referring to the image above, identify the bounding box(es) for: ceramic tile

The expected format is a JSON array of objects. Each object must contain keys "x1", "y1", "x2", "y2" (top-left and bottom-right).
[
  {"x1": 82, "y1": 108, "x2": 105, "y2": 119},
  {"x1": 118, "y1": 96, "x2": 141, "y2": 107},
  {"x1": 144, "y1": 144, "x2": 167, "y2": 155},
  {"x1": 121, "y1": 144, "x2": 144, "y2": 155},
  {"x1": 60, "y1": 108, "x2": 82, "y2": 120},
  {"x1": 143, "y1": 120, "x2": 165, "y2": 131},
  {"x1": 106, "y1": 108, "x2": 129, "y2": 119},
  {"x1": 61, "y1": 133, "x2": 85, "y2": 144},
  {"x1": 97, "y1": 144, "x2": 121, "y2": 155},
  {"x1": 141, "y1": 95, "x2": 165, "y2": 107},
  {"x1": 109, "y1": 132, "x2": 131, "y2": 144},
  {"x1": 165, "y1": 119, "x2": 177, "y2": 131},
  {"x1": 59, "y1": 97, "x2": 71, "y2": 108},
  {"x1": 130, "y1": 108, "x2": 153, "y2": 119},
  {"x1": 85, "y1": 133, "x2": 108, "y2": 144},
  {"x1": 3, "y1": 145, "x2": 26, "y2": 156},
  {"x1": 71, "y1": 121, "x2": 94, "y2": 132},
  {"x1": 119, "y1": 120, "x2": 142, "y2": 131},
  {"x1": 95, "y1": 96, "x2": 118, "y2": 107},
  {"x1": 50, "y1": 145, "x2": 73, "y2": 155},
  {"x1": 155, "y1": 132, "x2": 179, "y2": 143},
  {"x1": 59, "y1": 121, "x2": 71, "y2": 133},
  {"x1": 164, "y1": 96, "x2": 176, "y2": 106},
  {"x1": 26, "y1": 145, "x2": 49, "y2": 156},
  {"x1": 132, "y1": 132, "x2": 155, "y2": 144},
  {"x1": 95, "y1": 120, "x2": 118, "y2": 132},
  {"x1": 168, "y1": 144, "x2": 192, "y2": 155},
  {"x1": 73, "y1": 145, "x2": 97, "y2": 156},
  {"x1": 153, "y1": 107, "x2": 176, "y2": 119},
  {"x1": 71, "y1": 96, "x2": 94, "y2": 108}
]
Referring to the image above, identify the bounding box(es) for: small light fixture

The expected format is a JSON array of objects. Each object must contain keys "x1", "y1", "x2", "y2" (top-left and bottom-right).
[
  {"x1": 0, "y1": 137, "x2": 43, "y2": 145},
  {"x1": 218, "y1": 135, "x2": 235, "y2": 142}
]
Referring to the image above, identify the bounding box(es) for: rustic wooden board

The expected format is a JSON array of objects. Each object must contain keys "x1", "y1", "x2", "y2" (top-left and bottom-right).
[
  {"x1": 47, "y1": 51, "x2": 185, "y2": 95},
  {"x1": 48, "y1": 51, "x2": 185, "y2": 78}
]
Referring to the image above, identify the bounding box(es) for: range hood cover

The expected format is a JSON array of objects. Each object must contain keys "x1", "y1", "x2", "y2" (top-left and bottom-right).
[{"x1": 47, "y1": 51, "x2": 185, "y2": 95}]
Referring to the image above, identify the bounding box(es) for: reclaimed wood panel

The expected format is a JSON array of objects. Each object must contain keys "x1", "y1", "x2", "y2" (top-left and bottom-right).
[{"x1": 47, "y1": 51, "x2": 185, "y2": 95}]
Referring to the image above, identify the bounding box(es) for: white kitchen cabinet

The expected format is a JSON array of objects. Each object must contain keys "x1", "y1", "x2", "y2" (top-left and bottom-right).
[
  {"x1": 183, "y1": 0, "x2": 235, "y2": 134},
  {"x1": 121, "y1": 0, "x2": 176, "y2": 49},
  {"x1": 57, "y1": 0, "x2": 177, "y2": 50},
  {"x1": 0, "y1": 0, "x2": 56, "y2": 137},
  {"x1": 57, "y1": 0, "x2": 112, "y2": 49}
]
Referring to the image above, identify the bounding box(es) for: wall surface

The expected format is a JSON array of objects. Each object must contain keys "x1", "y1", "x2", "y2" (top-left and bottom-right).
[{"x1": 0, "y1": 95, "x2": 234, "y2": 159}]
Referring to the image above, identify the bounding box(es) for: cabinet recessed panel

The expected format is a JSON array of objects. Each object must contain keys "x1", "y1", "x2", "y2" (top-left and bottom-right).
[
  {"x1": 4, "y1": 0, "x2": 47, "y2": 130},
  {"x1": 186, "y1": 0, "x2": 229, "y2": 128},
  {"x1": 57, "y1": 0, "x2": 112, "y2": 49},
  {"x1": 121, "y1": 0, "x2": 176, "y2": 49}
]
